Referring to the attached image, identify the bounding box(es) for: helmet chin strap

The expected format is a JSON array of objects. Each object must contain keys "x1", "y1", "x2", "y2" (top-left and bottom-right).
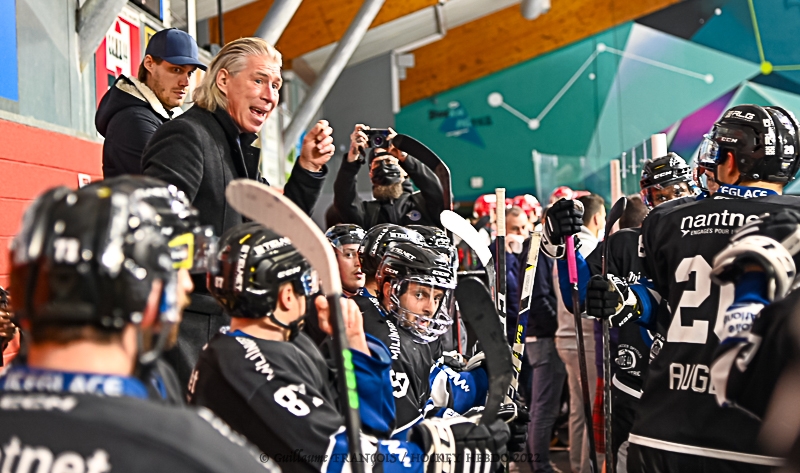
[{"x1": 268, "y1": 311, "x2": 305, "y2": 341}]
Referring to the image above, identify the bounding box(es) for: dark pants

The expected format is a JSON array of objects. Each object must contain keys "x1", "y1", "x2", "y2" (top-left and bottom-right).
[
  {"x1": 526, "y1": 337, "x2": 567, "y2": 473},
  {"x1": 611, "y1": 387, "x2": 639, "y2": 473},
  {"x1": 164, "y1": 294, "x2": 230, "y2": 390},
  {"x1": 627, "y1": 444, "x2": 773, "y2": 473}
]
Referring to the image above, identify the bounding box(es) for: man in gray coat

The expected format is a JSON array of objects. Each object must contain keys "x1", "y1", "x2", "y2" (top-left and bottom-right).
[{"x1": 142, "y1": 37, "x2": 335, "y2": 385}]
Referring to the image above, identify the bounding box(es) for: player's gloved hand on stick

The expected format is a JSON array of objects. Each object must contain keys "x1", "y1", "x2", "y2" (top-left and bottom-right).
[
  {"x1": 460, "y1": 401, "x2": 529, "y2": 454},
  {"x1": 586, "y1": 274, "x2": 638, "y2": 326},
  {"x1": 409, "y1": 416, "x2": 509, "y2": 473},
  {"x1": 712, "y1": 208, "x2": 800, "y2": 302},
  {"x1": 544, "y1": 199, "x2": 584, "y2": 245},
  {"x1": 542, "y1": 199, "x2": 583, "y2": 258},
  {"x1": 499, "y1": 401, "x2": 529, "y2": 454}
]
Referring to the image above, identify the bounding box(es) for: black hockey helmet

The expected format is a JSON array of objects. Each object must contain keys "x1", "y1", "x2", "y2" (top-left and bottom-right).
[
  {"x1": 208, "y1": 223, "x2": 317, "y2": 335},
  {"x1": 376, "y1": 242, "x2": 456, "y2": 343},
  {"x1": 698, "y1": 104, "x2": 800, "y2": 184},
  {"x1": 10, "y1": 176, "x2": 206, "y2": 334},
  {"x1": 358, "y1": 224, "x2": 424, "y2": 277},
  {"x1": 407, "y1": 224, "x2": 458, "y2": 270},
  {"x1": 639, "y1": 153, "x2": 699, "y2": 208},
  {"x1": 325, "y1": 224, "x2": 366, "y2": 250}
]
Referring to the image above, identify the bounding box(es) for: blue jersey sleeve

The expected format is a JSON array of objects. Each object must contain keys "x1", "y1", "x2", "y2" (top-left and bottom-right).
[
  {"x1": 557, "y1": 252, "x2": 591, "y2": 312},
  {"x1": 351, "y1": 334, "x2": 397, "y2": 435}
]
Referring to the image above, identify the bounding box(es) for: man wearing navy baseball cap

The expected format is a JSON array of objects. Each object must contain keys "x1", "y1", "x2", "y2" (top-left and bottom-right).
[{"x1": 96, "y1": 28, "x2": 207, "y2": 178}]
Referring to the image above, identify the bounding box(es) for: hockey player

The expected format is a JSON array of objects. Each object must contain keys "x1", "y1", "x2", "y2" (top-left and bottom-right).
[
  {"x1": 0, "y1": 176, "x2": 278, "y2": 473},
  {"x1": 582, "y1": 104, "x2": 800, "y2": 471},
  {"x1": 581, "y1": 154, "x2": 698, "y2": 471},
  {"x1": 707, "y1": 208, "x2": 800, "y2": 467},
  {"x1": 189, "y1": 222, "x2": 509, "y2": 473},
  {"x1": 326, "y1": 224, "x2": 368, "y2": 297},
  {"x1": 304, "y1": 224, "x2": 368, "y2": 345}
]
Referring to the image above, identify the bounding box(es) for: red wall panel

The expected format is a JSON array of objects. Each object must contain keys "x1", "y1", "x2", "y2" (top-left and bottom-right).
[{"x1": 0, "y1": 117, "x2": 102, "y2": 290}]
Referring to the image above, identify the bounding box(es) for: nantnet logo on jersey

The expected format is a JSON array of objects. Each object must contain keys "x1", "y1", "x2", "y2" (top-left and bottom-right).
[{"x1": 680, "y1": 211, "x2": 760, "y2": 237}]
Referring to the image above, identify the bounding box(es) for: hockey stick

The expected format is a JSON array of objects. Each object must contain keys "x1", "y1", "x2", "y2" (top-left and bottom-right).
[
  {"x1": 440, "y1": 210, "x2": 497, "y2": 306},
  {"x1": 225, "y1": 180, "x2": 365, "y2": 473},
  {"x1": 391, "y1": 134, "x2": 453, "y2": 213},
  {"x1": 455, "y1": 277, "x2": 513, "y2": 425},
  {"x1": 601, "y1": 197, "x2": 627, "y2": 473},
  {"x1": 566, "y1": 235, "x2": 598, "y2": 473},
  {"x1": 495, "y1": 188, "x2": 507, "y2": 333},
  {"x1": 506, "y1": 232, "x2": 543, "y2": 403}
]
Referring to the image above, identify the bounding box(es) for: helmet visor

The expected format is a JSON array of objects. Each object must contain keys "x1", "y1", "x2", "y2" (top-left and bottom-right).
[
  {"x1": 698, "y1": 134, "x2": 720, "y2": 170},
  {"x1": 299, "y1": 268, "x2": 320, "y2": 296}
]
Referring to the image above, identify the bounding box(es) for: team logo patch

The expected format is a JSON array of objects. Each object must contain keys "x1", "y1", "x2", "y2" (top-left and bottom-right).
[{"x1": 407, "y1": 210, "x2": 422, "y2": 222}]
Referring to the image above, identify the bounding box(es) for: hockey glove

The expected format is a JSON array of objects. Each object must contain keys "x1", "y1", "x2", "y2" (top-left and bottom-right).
[
  {"x1": 409, "y1": 416, "x2": 510, "y2": 473},
  {"x1": 712, "y1": 208, "x2": 800, "y2": 302},
  {"x1": 461, "y1": 401, "x2": 529, "y2": 454},
  {"x1": 586, "y1": 274, "x2": 639, "y2": 326},
  {"x1": 544, "y1": 199, "x2": 584, "y2": 247}
]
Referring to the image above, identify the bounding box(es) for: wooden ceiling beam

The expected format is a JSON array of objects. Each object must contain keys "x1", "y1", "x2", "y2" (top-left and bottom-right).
[
  {"x1": 399, "y1": 0, "x2": 680, "y2": 106},
  {"x1": 208, "y1": 0, "x2": 437, "y2": 60}
]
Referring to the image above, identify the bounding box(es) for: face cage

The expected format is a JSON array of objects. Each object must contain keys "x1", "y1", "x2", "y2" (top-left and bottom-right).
[{"x1": 387, "y1": 278, "x2": 453, "y2": 343}]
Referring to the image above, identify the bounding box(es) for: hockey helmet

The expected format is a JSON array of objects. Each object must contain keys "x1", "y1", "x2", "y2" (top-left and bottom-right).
[
  {"x1": 10, "y1": 177, "x2": 207, "y2": 333},
  {"x1": 358, "y1": 224, "x2": 424, "y2": 277},
  {"x1": 639, "y1": 153, "x2": 699, "y2": 208},
  {"x1": 325, "y1": 224, "x2": 366, "y2": 250},
  {"x1": 512, "y1": 194, "x2": 543, "y2": 221},
  {"x1": 208, "y1": 223, "x2": 317, "y2": 330},
  {"x1": 699, "y1": 104, "x2": 800, "y2": 184},
  {"x1": 407, "y1": 224, "x2": 458, "y2": 271},
  {"x1": 549, "y1": 186, "x2": 574, "y2": 204},
  {"x1": 376, "y1": 242, "x2": 456, "y2": 343}
]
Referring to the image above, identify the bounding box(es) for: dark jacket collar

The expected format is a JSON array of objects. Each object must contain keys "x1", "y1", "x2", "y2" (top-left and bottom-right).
[{"x1": 211, "y1": 107, "x2": 258, "y2": 147}]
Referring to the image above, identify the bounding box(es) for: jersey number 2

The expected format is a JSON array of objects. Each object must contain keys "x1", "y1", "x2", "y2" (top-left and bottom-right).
[{"x1": 667, "y1": 256, "x2": 734, "y2": 344}]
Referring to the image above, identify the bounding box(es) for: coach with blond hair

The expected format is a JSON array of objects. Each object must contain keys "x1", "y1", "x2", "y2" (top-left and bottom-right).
[{"x1": 142, "y1": 37, "x2": 335, "y2": 385}]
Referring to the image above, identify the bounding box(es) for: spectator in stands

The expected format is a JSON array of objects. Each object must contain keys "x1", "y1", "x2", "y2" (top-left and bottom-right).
[
  {"x1": 96, "y1": 28, "x2": 205, "y2": 178},
  {"x1": 334, "y1": 124, "x2": 444, "y2": 228},
  {"x1": 141, "y1": 37, "x2": 334, "y2": 386}
]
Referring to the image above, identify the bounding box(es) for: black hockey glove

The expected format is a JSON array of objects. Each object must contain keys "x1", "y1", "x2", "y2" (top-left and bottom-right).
[
  {"x1": 499, "y1": 401, "x2": 529, "y2": 454},
  {"x1": 409, "y1": 417, "x2": 509, "y2": 473},
  {"x1": 544, "y1": 199, "x2": 584, "y2": 245},
  {"x1": 461, "y1": 401, "x2": 529, "y2": 454},
  {"x1": 712, "y1": 208, "x2": 800, "y2": 302},
  {"x1": 586, "y1": 274, "x2": 639, "y2": 326}
]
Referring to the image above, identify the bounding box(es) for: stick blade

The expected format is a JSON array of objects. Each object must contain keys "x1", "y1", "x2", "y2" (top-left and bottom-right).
[
  {"x1": 455, "y1": 277, "x2": 512, "y2": 424},
  {"x1": 440, "y1": 210, "x2": 492, "y2": 266},
  {"x1": 225, "y1": 179, "x2": 342, "y2": 295},
  {"x1": 605, "y1": 197, "x2": 628, "y2": 237}
]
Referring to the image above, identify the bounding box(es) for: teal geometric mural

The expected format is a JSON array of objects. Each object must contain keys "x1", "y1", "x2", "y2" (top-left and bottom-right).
[{"x1": 397, "y1": 0, "x2": 800, "y2": 202}]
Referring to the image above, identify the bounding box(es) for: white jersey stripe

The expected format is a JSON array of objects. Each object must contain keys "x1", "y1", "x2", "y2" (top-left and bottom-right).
[{"x1": 628, "y1": 434, "x2": 784, "y2": 466}]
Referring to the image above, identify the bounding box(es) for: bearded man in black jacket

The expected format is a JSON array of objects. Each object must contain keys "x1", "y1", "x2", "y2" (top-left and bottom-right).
[{"x1": 142, "y1": 37, "x2": 335, "y2": 386}]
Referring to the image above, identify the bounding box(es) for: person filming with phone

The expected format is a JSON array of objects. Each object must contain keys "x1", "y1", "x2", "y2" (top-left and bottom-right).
[{"x1": 334, "y1": 124, "x2": 445, "y2": 229}]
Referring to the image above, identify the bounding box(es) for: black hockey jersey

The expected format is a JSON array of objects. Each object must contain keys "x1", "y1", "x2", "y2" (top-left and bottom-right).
[
  {"x1": 188, "y1": 329, "x2": 425, "y2": 473},
  {"x1": 0, "y1": 366, "x2": 278, "y2": 473},
  {"x1": 630, "y1": 185, "x2": 800, "y2": 466},
  {"x1": 586, "y1": 228, "x2": 652, "y2": 396}
]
